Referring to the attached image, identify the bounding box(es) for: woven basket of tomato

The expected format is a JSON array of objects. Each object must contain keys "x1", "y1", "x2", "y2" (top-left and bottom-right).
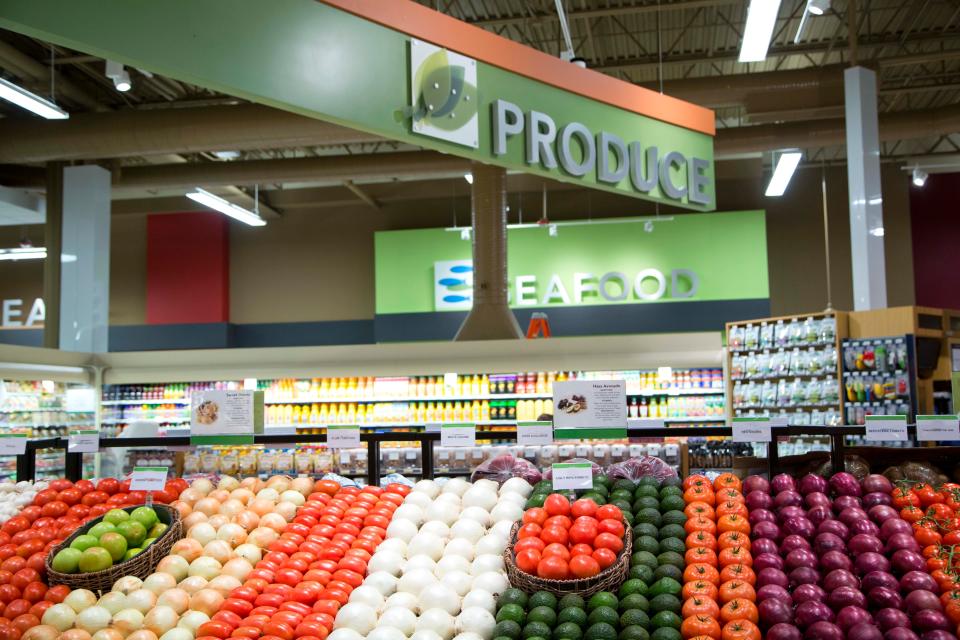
[{"x1": 503, "y1": 492, "x2": 632, "y2": 597}]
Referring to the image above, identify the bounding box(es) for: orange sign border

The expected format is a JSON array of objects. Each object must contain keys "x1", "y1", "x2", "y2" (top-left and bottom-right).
[{"x1": 318, "y1": 0, "x2": 715, "y2": 137}]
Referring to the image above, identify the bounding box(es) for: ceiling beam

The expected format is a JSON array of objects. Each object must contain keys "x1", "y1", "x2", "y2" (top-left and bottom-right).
[{"x1": 464, "y1": 0, "x2": 739, "y2": 28}]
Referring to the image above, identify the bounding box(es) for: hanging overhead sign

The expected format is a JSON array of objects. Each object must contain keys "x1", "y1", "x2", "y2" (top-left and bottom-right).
[{"x1": 0, "y1": 0, "x2": 715, "y2": 210}]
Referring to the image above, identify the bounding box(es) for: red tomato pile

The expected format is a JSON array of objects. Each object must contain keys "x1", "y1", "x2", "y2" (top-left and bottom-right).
[
  {"x1": 513, "y1": 493, "x2": 625, "y2": 580},
  {"x1": 198, "y1": 479, "x2": 409, "y2": 640}
]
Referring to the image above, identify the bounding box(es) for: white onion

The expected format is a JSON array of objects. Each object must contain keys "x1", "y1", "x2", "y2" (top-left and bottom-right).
[
  {"x1": 473, "y1": 479, "x2": 499, "y2": 493},
  {"x1": 233, "y1": 543, "x2": 263, "y2": 565},
  {"x1": 280, "y1": 490, "x2": 305, "y2": 506},
  {"x1": 440, "y1": 570, "x2": 473, "y2": 597},
  {"x1": 191, "y1": 478, "x2": 214, "y2": 495},
  {"x1": 177, "y1": 576, "x2": 208, "y2": 595},
  {"x1": 368, "y1": 551, "x2": 405, "y2": 576},
  {"x1": 424, "y1": 502, "x2": 460, "y2": 526},
  {"x1": 458, "y1": 507, "x2": 491, "y2": 527},
  {"x1": 416, "y1": 608, "x2": 456, "y2": 640},
  {"x1": 419, "y1": 582, "x2": 461, "y2": 615},
  {"x1": 456, "y1": 608, "x2": 496, "y2": 640},
  {"x1": 328, "y1": 630, "x2": 364, "y2": 640},
  {"x1": 420, "y1": 521, "x2": 451, "y2": 539},
  {"x1": 97, "y1": 592, "x2": 127, "y2": 615},
  {"x1": 156, "y1": 556, "x2": 190, "y2": 582},
  {"x1": 255, "y1": 487, "x2": 279, "y2": 502},
  {"x1": 386, "y1": 519, "x2": 419, "y2": 543},
  {"x1": 384, "y1": 592, "x2": 419, "y2": 611},
  {"x1": 393, "y1": 504, "x2": 425, "y2": 525},
  {"x1": 348, "y1": 585, "x2": 385, "y2": 611},
  {"x1": 65, "y1": 589, "x2": 98, "y2": 614},
  {"x1": 499, "y1": 478, "x2": 533, "y2": 497},
  {"x1": 441, "y1": 478, "x2": 469, "y2": 496},
  {"x1": 436, "y1": 555, "x2": 471, "y2": 576},
  {"x1": 176, "y1": 611, "x2": 209, "y2": 633},
  {"x1": 290, "y1": 477, "x2": 314, "y2": 496},
  {"x1": 410, "y1": 631, "x2": 443, "y2": 640},
  {"x1": 471, "y1": 572, "x2": 508, "y2": 597},
  {"x1": 160, "y1": 628, "x2": 193, "y2": 640},
  {"x1": 376, "y1": 539, "x2": 407, "y2": 556},
  {"x1": 188, "y1": 556, "x2": 222, "y2": 580},
  {"x1": 489, "y1": 502, "x2": 523, "y2": 523},
  {"x1": 453, "y1": 633, "x2": 483, "y2": 640},
  {"x1": 435, "y1": 494, "x2": 461, "y2": 507},
  {"x1": 442, "y1": 538, "x2": 474, "y2": 561},
  {"x1": 113, "y1": 609, "x2": 145, "y2": 635},
  {"x1": 404, "y1": 554, "x2": 437, "y2": 573},
  {"x1": 450, "y1": 519, "x2": 485, "y2": 543},
  {"x1": 42, "y1": 603, "x2": 77, "y2": 631},
  {"x1": 143, "y1": 572, "x2": 178, "y2": 595},
  {"x1": 367, "y1": 627, "x2": 406, "y2": 640},
  {"x1": 187, "y1": 522, "x2": 217, "y2": 546},
  {"x1": 470, "y1": 555, "x2": 505, "y2": 576},
  {"x1": 217, "y1": 523, "x2": 248, "y2": 547},
  {"x1": 274, "y1": 501, "x2": 297, "y2": 522},
  {"x1": 203, "y1": 540, "x2": 234, "y2": 565},
  {"x1": 461, "y1": 487, "x2": 497, "y2": 512},
  {"x1": 208, "y1": 574, "x2": 243, "y2": 597},
  {"x1": 92, "y1": 630, "x2": 124, "y2": 640},
  {"x1": 157, "y1": 589, "x2": 190, "y2": 615},
  {"x1": 189, "y1": 589, "x2": 224, "y2": 617},
  {"x1": 475, "y1": 534, "x2": 508, "y2": 556},
  {"x1": 377, "y1": 607, "x2": 417, "y2": 636},
  {"x1": 22, "y1": 625, "x2": 59, "y2": 640},
  {"x1": 126, "y1": 589, "x2": 158, "y2": 614},
  {"x1": 404, "y1": 493, "x2": 433, "y2": 510},
  {"x1": 490, "y1": 520, "x2": 513, "y2": 540},
  {"x1": 364, "y1": 571, "x2": 399, "y2": 596},
  {"x1": 247, "y1": 527, "x2": 279, "y2": 548},
  {"x1": 397, "y1": 568, "x2": 437, "y2": 595},
  {"x1": 144, "y1": 606, "x2": 179, "y2": 636},
  {"x1": 335, "y1": 602, "x2": 377, "y2": 635},
  {"x1": 408, "y1": 533, "x2": 444, "y2": 560},
  {"x1": 76, "y1": 606, "x2": 113, "y2": 634},
  {"x1": 221, "y1": 558, "x2": 253, "y2": 582},
  {"x1": 461, "y1": 590, "x2": 496, "y2": 615},
  {"x1": 412, "y1": 480, "x2": 440, "y2": 498},
  {"x1": 497, "y1": 493, "x2": 527, "y2": 508}
]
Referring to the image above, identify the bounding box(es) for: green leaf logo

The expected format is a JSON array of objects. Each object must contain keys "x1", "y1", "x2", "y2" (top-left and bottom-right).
[{"x1": 413, "y1": 48, "x2": 478, "y2": 133}]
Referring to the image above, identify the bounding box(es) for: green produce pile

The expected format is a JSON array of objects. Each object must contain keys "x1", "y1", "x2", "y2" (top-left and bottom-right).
[
  {"x1": 51, "y1": 506, "x2": 166, "y2": 574},
  {"x1": 514, "y1": 475, "x2": 686, "y2": 640}
]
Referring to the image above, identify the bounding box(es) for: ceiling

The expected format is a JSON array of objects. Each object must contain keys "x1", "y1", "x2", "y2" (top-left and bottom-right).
[{"x1": 0, "y1": 0, "x2": 957, "y2": 216}]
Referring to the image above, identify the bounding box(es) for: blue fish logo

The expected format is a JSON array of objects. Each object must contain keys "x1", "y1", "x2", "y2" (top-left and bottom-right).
[
  {"x1": 435, "y1": 260, "x2": 474, "y2": 310},
  {"x1": 450, "y1": 265, "x2": 473, "y2": 273},
  {"x1": 443, "y1": 295, "x2": 471, "y2": 303}
]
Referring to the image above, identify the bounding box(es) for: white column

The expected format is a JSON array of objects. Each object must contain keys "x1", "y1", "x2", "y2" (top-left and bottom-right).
[
  {"x1": 844, "y1": 66, "x2": 887, "y2": 310},
  {"x1": 59, "y1": 165, "x2": 111, "y2": 352}
]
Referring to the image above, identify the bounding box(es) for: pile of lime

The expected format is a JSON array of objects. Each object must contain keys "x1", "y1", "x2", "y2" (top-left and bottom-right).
[{"x1": 51, "y1": 506, "x2": 166, "y2": 574}]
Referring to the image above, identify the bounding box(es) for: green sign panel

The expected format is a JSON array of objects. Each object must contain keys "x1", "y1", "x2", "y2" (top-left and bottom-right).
[
  {"x1": 0, "y1": 0, "x2": 714, "y2": 210},
  {"x1": 375, "y1": 210, "x2": 768, "y2": 315}
]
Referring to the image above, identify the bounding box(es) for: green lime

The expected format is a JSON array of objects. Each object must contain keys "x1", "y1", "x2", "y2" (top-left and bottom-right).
[
  {"x1": 648, "y1": 594, "x2": 681, "y2": 615},
  {"x1": 553, "y1": 623, "x2": 583, "y2": 640},
  {"x1": 620, "y1": 627, "x2": 650, "y2": 640},
  {"x1": 528, "y1": 607, "x2": 557, "y2": 628},
  {"x1": 51, "y1": 548, "x2": 81, "y2": 573},
  {"x1": 631, "y1": 551, "x2": 658, "y2": 570},
  {"x1": 69, "y1": 534, "x2": 99, "y2": 552},
  {"x1": 587, "y1": 592, "x2": 618, "y2": 612},
  {"x1": 116, "y1": 520, "x2": 147, "y2": 547},
  {"x1": 123, "y1": 548, "x2": 142, "y2": 560},
  {"x1": 558, "y1": 595, "x2": 585, "y2": 611},
  {"x1": 650, "y1": 611, "x2": 681, "y2": 630},
  {"x1": 584, "y1": 623, "x2": 617, "y2": 640},
  {"x1": 500, "y1": 589, "x2": 529, "y2": 609},
  {"x1": 148, "y1": 523, "x2": 168, "y2": 539},
  {"x1": 558, "y1": 608, "x2": 587, "y2": 627},
  {"x1": 497, "y1": 605, "x2": 526, "y2": 625},
  {"x1": 523, "y1": 622, "x2": 552, "y2": 640},
  {"x1": 98, "y1": 532, "x2": 128, "y2": 561},
  {"x1": 103, "y1": 509, "x2": 130, "y2": 526},
  {"x1": 629, "y1": 564, "x2": 654, "y2": 583},
  {"x1": 587, "y1": 606, "x2": 619, "y2": 627},
  {"x1": 78, "y1": 546, "x2": 112, "y2": 572},
  {"x1": 619, "y1": 579, "x2": 648, "y2": 599},
  {"x1": 494, "y1": 621, "x2": 522, "y2": 640},
  {"x1": 87, "y1": 522, "x2": 116, "y2": 538},
  {"x1": 130, "y1": 506, "x2": 159, "y2": 529},
  {"x1": 621, "y1": 610, "x2": 650, "y2": 629},
  {"x1": 619, "y1": 594, "x2": 650, "y2": 613},
  {"x1": 529, "y1": 592, "x2": 558, "y2": 610}
]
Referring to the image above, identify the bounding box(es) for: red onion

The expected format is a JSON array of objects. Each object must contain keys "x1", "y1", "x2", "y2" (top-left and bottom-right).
[
  {"x1": 829, "y1": 472, "x2": 863, "y2": 497},
  {"x1": 772, "y1": 473, "x2": 797, "y2": 493},
  {"x1": 850, "y1": 519, "x2": 881, "y2": 537},
  {"x1": 757, "y1": 567, "x2": 790, "y2": 589},
  {"x1": 807, "y1": 506, "x2": 833, "y2": 527},
  {"x1": 905, "y1": 590, "x2": 944, "y2": 615},
  {"x1": 757, "y1": 584, "x2": 791, "y2": 602},
  {"x1": 754, "y1": 552, "x2": 785, "y2": 572},
  {"x1": 826, "y1": 586, "x2": 868, "y2": 610},
  {"x1": 862, "y1": 474, "x2": 894, "y2": 494},
  {"x1": 822, "y1": 569, "x2": 860, "y2": 592},
  {"x1": 855, "y1": 552, "x2": 892, "y2": 575},
  {"x1": 783, "y1": 517, "x2": 816, "y2": 539},
  {"x1": 820, "y1": 550, "x2": 853, "y2": 572},
  {"x1": 892, "y1": 550, "x2": 928, "y2": 575},
  {"x1": 744, "y1": 475, "x2": 771, "y2": 495},
  {"x1": 864, "y1": 491, "x2": 893, "y2": 508},
  {"x1": 884, "y1": 628, "x2": 920, "y2": 640},
  {"x1": 919, "y1": 631, "x2": 957, "y2": 640},
  {"x1": 746, "y1": 490, "x2": 774, "y2": 511},
  {"x1": 800, "y1": 473, "x2": 829, "y2": 495},
  {"x1": 797, "y1": 600, "x2": 836, "y2": 627},
  {"x1": 849, "y1": 533, "x2": 884, "y2": 554},
  {"x1": 781, "y1": 534, "x2": 813, "y2": 555},
  {"x1": 868, "y1": 587, "x2": 903, "y2": 610},
  {"x1": 780, "y1": 506, "x2": 808, "y2": 520},
  {"x1": 814, "y1": 532, "x2": 846, "y2": 555},
  {"x1": 839, "y1": 507, "x2": 870, "y2": 527},
  {"x1": 793, "y1": 583, "x2": 827, "y2": 605},
  {"x1": 786, "y1": 547, "x2": 819, "y2": 570},
  {"x1": 875, "y1": 609, "x2": 911, "y2": 631},
  {"x1": 805, "y1": 621, "x2": 844, "y2": 640},
  {"x1": 885, "y1": 533, "x2": 921, "y2": 553},
  {"x1": 759, "y1": 598, "x2": 794, "y2": 626},
  {"x1": 805, "y1": 491, "x2": 832, "y2": 509},
  {"x1": 753, "y1": 537, "x2": 779, "y2": 556},
  {"x1": 912, "y1": 610, "x2": 952, "y2": 632},
  {"x1": 901, "y1": 571, "x2": 939, "y2": 593},
  {"x1": 879, "y1": 518, "x2": 913, "y2": 541},
  {"x1": 753, "y1": 520, "x2": 781, "y2": 541},
  {"x1": 818, "y1": 519, "x2": 850, "y2": 540},
  {"x1": 776, "y1": 490, "x2": 804, "y2": 510},
  {"x1": 834, "y1": 495, "x2": 864, "y2": 512},
  {"x1": 750, "y1": 508, "x2": 778, "y2": 525},
  {"x1": 849, "y1": 624, "x2": 885, "y2": 640},
  {"x1": 862, "y1": 571, "x2": 901, "y2": 592},
  {"x1": 769, "y1": 624, "x2": 803, "y2": 640},
  {"x1": 835, "y1": 606, "x2": 873, "y2": 631},
  {"x1": 791, "y1": 566, "x2": 822, "y2": 587},
  {"x1": 869, "y1": 505, "x2": 901, "y2": 524}
]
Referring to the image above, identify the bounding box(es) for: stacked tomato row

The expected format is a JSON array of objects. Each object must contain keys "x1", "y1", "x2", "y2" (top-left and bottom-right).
[
  {"x1": 197, "y1": 480, "x2": 410, "y2": 640},
  {"x1": 681, "y1": 474, "x2": 761, "y2": 640}
]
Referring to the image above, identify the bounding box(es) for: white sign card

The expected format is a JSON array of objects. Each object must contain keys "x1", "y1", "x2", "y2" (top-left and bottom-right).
[
  {"x1": 67, "y1": 428, "x2": 99, "y2": 453},
  {"x1": 517, "y1": 421, "x2": 553, "y2": 446},
  {"x1": 191, "y1": 390, "x2": 255, "y2": 437},
  {"x1": 732, "y1": 417, "x2": 772, "y2": 443},
  {"x1": 864, "y1": 415, "x2": 908, "y2": 441},
  {"x1": 65, "y1": 388, "x2": 96, "y2": 413},
  {"x1": 441, "y1": 423, "x2": 476, "y2": 447},
  {"x1": 326, "y1": 425, "x2": 361, "y2": 449},
  {"x1": 130, "y1": 466, "x2": 168, "y2": 492},
  {"x1": 916, "y1": 415, "x2": 960, "y2": 442},
  {"x1": 0, "y1": 433, "x2": 27, "y2": 456},
  {"x1": 552, "y1": 462, "x2": 594, "y2": 490},
  {"x1": 425, "y1": 423, "x2": 441, "y2": 433},
  {"x1": 552, "y1": 380, "x2": 627, "y2": 429}
]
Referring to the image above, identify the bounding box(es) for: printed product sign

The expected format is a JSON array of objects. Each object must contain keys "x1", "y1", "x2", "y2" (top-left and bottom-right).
[
  {"x1": 67, "y1": 428, "x2": 99, "y2": 453},
  {"x1": 517, "y1": 421, "x2": 553, "y2": 446},
  {"x1": 916, "y1": 415, "x2": 960, "y2": 442},
  {"x1": 130, "y1": 466, "x2": 168, "y2": 492},
  {"x1": 552, "y1": 380, "x2": 627, "y2": 430},
  {"x1": 864, "y1": 415, "x2": 908, "y2": 441},
  {"x1": 441, "y1": 423, "x2": 476, "y2": 447},
  {"x1": 732, "y1": 417, "x2": 772, "y2": 443},
  {"x1": 326, "y1": 425, "x2": 361, "y2": 449},
  {"x1": 190, "y1": 390, "x2": 259, "y2": 445},
  {"x1": 552, "y1": 462, "x2": 593, "y2": 490},
  {"x1": 0, "y1": 433, "x2": 27, "y2": 456}
]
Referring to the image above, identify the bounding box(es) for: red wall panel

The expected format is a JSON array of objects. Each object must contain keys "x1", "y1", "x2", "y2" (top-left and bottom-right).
[
  {"x1": 909, "y1": 172, "x2": 960, "y2": 309},
  {"x1": 146, "y1": 212, "x2": 230, "y2": 324}
]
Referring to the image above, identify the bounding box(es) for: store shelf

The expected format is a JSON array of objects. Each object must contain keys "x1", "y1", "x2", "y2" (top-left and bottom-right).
[
  {"x1": 729, "y1": 341, "x2": 836, "y2": 354},
  {"x1": 265, "y1": 389, "x2": 724, "y2": 403},
  {"x1": 843, "y1": 369, "x2": 908, "y2": 377},
  {"x1": 100, "y1": 418, "x2": 189, "y2": 425},
  {"x1": 731, "y1": 373, "x2": 835, "y2": 382},
  {"x1": 101, "y1": 399, "x2": 191, "y2": 405},
  {"x1": 734, "y1": 403, "x2": 840, "y2": 411}
]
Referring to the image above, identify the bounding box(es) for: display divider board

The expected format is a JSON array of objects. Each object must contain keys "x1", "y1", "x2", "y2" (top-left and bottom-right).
[
  {"x1": 864, "y1": 414, "x2": 908, "y2": 441},
  {"x1": 916, "y1": 415, "x2": 960, "y2": 441}
]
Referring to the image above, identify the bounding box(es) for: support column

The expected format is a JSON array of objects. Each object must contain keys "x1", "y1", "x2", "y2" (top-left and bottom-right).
[
  {"x1": 42, "y1": 163, "x2": 63, "y2": 349},
  {"x1": 454, "y1": 163, "x2": 522, "y2": 341},
  {"x1": 844, "y1": 66, "x2": 887, "y2": 310},
  {"x1": 59, "y1": 165, "x2": 111, "y2": 352}
]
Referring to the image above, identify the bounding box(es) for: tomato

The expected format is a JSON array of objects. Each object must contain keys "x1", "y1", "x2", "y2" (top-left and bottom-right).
[
  {"x1": 40, "y1": 502, "x2": 67, "y2": 518},
  {"x1": 15, "y1": 510, "x2": 37, "y2": 525},
  {"x1": 684, "y1": 581, "x2": 719, "y2": 602},
  {"x1": 514, "y1": 537, "x2": 545, "y2": 553},
  {"x1": 44, "y1": 585, "x2": 69, "y2": 603},
  {"x1": 570, "y1": 499, "x2": 598, "y2": 518},
  {"x1": 295, "y1": 622, "x2": 329, "y2": 640},
  {"x1": 570, "y1": 543, "x2": 594, "y2": 557},
  {"x1": 0, "y1": 585, "x2": 20, "y2": 604},
  {"x1": 212, "y1": 611, "x2": 244, "y2": 627},
  {"x1": 332, "y1": 569, "x2": 362, "y2": 588},
  {"x1": 681, "y1": 615, "x2": 722, "y2": 640},
  {"x1": 544, "y1": 515, "x2": 572, "y2": 530},
  {"x1": 716, "y1": 501, "x2": 748, "y2": 518},
  {"x1": 717, "y1": 515, "x2": 750, "y2": 535},
  {"x1": 255, "y1": 593, "x2": 286, "y2": 608},
  {"x1": 540, "y1": 526, "x2": 569, "y2": 545},
  {"x1": 892, "y1": 487, "x2": 921, "y2": 509},
  {"x1": 542, "y1": 543, "x2": 571, "y2": 561},
  {"x1": 28, "y1": 601, "x2": 50, "y2": 620},
  {"x1": 232, "y1": 587, "x2": 259, "y2": 603},
  {"x1": 713, "y1": 473, "x2": 742, "y2": 493},
  {"x1": 592, "y1": 548, "x2": 616, "y2": 569},
  {"x1": 598, "y1": 519, "x2": 625, "y2": 538},
  {"x1": 716, "y1": 532, "x2": 750, "y2": 551},
  {"x1": 569, "y1": 523, "x2": 597, "y2": 545},
  {"x1": 57, "y1": 488, "x2": 82, "y2": 506},
  {"x1": 686, "y1": 547, "x2": 718, "y2": 567},
  {"x1": 718, "y1": 581, "x2": 755, "y2": 604},
  {"x1": 517, "y1": 524, "x2": 542, "y2": 540},
  {"x1": 720, "y1": 620, "x2": 760, "y2": 640},
  {"x1": 719, "y1": 564, "x2": 755, "y2": 586},
  {"x1": 11, "y1": 613, "x2": 38, "y2": 635},
  {"x1": 522, "y1": 508, "x2": 547, "y2": 526},
  {"x1": 915, "y1": 522, "x2": 943, "y2": 546},
  {"x1": 719, "y1": 599, "x2": 758, "y2": 624},
  {"x1": 684, "y1": 487, "x2": 716, "y2": 506},
  {"x1": 198, "y1": 621, "x2": 234, "y2": 639},
  {"x1": 683, "y1": 597, "x2": 721, "y2": 620},
  {"x1": 223, "y1": 599, "x2": 255, "y2": 617},
  {"x1": 312, "y1": 600, "x2": 339, "y2": 617},
  {"x1": 264, "y1": 621, "x2": 295, "y2": 640},
  {"x1": 275, "y1": 569, "x2": 304, "y2": 587},
  {"x1": 568, "y1": 554, "x2": 600, "y2": 578},
  {"x1": 684, "y1": 563, "x2": 721, "y2": 586},
  {"x1": 10, "y1": 571, "x2": 36, "y2": 592},
  {"x1": 685, "y1": 502, "x2": 717, "y2": 520},
  {"x1": 0, "y1": 559, "x2": 24, "y2": 575},
  {"x1": 595, "y1": 505, "x2": 622, "y2": 521},
  {"x1": 515, "y1": 549, "x2": 540, "y2": 573},
  {"x1": 594, "y1": 532, "x2": 623, "y2": 553},
  {"x1": 543, "y1": 494, "x2": 571, "y2": 517},
  {"x1": 536, "y1": 555, "x2": 568, "y2": 579},
  {"x1": 686, "y1": 516, "x2": 718, "y2": 535},
  {"x1": 4, "y1": 601, "x2": 29, "y2": 620},
  {"x1": 232, "y1": 627, "x2": 262, "y2": 639},
  {"x1": 718, "y1": 547, "x2": 752, "y2": 568}
]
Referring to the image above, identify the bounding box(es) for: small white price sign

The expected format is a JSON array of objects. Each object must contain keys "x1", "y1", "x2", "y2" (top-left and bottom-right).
[
  {"x1": 440, "y1": 423, "x2": 475, "y2": 447},
  {"x1": 916, "y1": 415, "x2": 960, "y2": 442},
  {"x1": 326, "y1": 425, "x2": 360, "y2": 449},
  {"x1": 732, "y1": 418, "x2": 772, "y2": 443},
  {"x1": 67, "y1": 429, "x2": 99, "y2": 453},
  {"x1": 552, "y1": 462, "x2": 593, "y2": 490},
  {"x1": 517, "y1": 421, "x2": 552, "y2": 446},
  {"x1": 864, "y1": 415, "x2": 908, "y2": 441},
  {"x1": 130, "y1": 466, "x2": 168, "y2": 492},
  {"x1": 0, "y1": 433, "x2": 27, "y2": 456}
]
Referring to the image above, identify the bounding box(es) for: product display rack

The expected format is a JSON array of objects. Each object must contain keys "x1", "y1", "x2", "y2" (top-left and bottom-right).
[{"x1": 841, "y1": 334, "x2": 919, "y2": 427}]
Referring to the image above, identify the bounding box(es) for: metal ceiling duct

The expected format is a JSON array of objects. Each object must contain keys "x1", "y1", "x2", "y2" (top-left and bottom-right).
[{"x1": 455, "y1": 163, "x2": 523, "y2": 341}]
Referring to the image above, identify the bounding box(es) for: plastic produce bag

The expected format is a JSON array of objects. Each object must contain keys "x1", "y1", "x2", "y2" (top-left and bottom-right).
[
  {"x1": 470, "y1": 453, "x2": 542, "y2": 485},
  {"x1": 543, "y1": 458, "x2": 602, "y2": 480},
  {"x1": 815, "y1": 454, "x2": 870, "y2": 480},
  {"x1": 607, "y1": 455, "x2": 678, "y2": 483}
]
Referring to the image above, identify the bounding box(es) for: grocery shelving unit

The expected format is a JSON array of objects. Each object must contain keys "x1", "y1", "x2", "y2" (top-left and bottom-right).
[{"x1": 840, "y1": 334, "x2": 918, "y2": 426}]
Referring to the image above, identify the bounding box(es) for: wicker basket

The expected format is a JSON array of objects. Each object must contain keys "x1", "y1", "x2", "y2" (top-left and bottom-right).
[
  {"x1": 503, "y1": 518, "x2": 633, "y2": 597},
  {"x1": 45, "y1": 503, "x2": 183, "y2": 594}
]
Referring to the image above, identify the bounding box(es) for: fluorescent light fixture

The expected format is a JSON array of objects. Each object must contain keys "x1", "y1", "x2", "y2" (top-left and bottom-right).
[
  {"x1": 0, "y1": 247, "x2": 46, "y2": 261},
  {"x1": 739, "y1": 0, "x2": 782, "y2": 62},
  {"x1": 186, "y1": 187, "x2": 267, "y2": 226},
  {"x1": 0, "y1": 78, "x2": 69, "y2": 120},
  {"x1": 105, "y1": 60, "x2": 132, "y2": 92},
  {"x1": 912, "y1": 167, "x2": 928, "y2": 187},
  {"x1": 213, "y1": 150, "x2": 241, "y2": 160},
  {"x1": 869, "y1": 227, "x2": 885, "y2": 237},
  {"x1": 460, "y1": 227, "x2": 471, "y2": 241},
  {"x1": 807, "y1": 0, "x2": 830, "y2": 15},
  {"x1": 463, "y1": 172, "x2": 474, "y2": 185},
  {"x1": 548, "y1": 223, "x2": 558, "y2": 237},
  {"x1": 765, "y1": 150, "x2": 802, "y2": 196}
]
